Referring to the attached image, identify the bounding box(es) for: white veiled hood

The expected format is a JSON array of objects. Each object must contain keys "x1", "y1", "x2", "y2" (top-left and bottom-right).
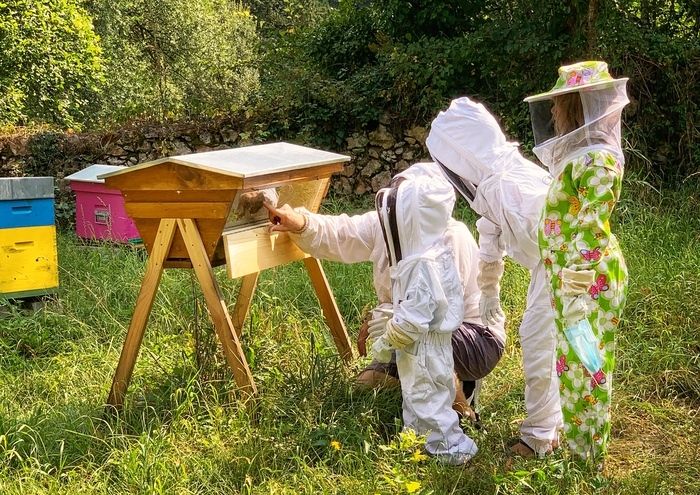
[
  {"x1": 375, "y1": 171, "x2": 456, "y2": 264},
  {"x1": 531, "y1": 80, "x2": 629, "y2": 177},
  {"x1": 427, "y1": 97, "x2": 536, "y2": 186},
  {"x1": 425, "y1": 96, "x2": 552, "y2": 268}
]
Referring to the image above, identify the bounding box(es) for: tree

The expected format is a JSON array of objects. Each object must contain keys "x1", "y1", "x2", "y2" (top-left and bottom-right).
[
  {"x1": 87, "y1": 0, "x2": 260, "y2": 123},
  {"x1": 0, "y1": 0, "x2": 103, "y2": 128}
]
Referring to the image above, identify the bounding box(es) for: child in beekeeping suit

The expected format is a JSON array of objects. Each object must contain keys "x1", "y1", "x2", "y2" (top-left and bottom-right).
[
  {"x1": 265, "y1": 163, "x2": 503, "y2": 464},
  {"x1": 369, "y1": 170, "x2": 478, "y2": 464}
]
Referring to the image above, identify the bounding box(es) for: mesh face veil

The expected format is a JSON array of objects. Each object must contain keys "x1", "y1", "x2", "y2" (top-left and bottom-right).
[
  {"x1": 531, "y1": 81, "x2": 629, "y2": 176},
  {"x1": 525, "y1": 62, "x2": 629, "y2": 176},
  {"x1": 528, "y1": 99, "x2": 557, "y2": 147},
  {"x1": 436, "y1": 159, "x2": 476, "y2": 203}
]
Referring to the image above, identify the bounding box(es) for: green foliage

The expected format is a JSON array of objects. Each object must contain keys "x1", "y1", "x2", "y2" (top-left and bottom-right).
[
  {"x1": 247, "y1": 0, "x2": 332, "y2": 33},
  {"x1": 0, "y1": 0, "x2": 103, "y2": 128},
  {"x1": 85, "y1": 0, "x2": 260, "y2": 123},
  {"x1": 260, "y1": 0, "x2": 699, "y2": 182}
]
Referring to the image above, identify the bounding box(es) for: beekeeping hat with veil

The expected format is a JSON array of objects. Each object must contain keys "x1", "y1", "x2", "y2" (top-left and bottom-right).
[{"x1": 524, "y1": 61, "x2": 629, "y2": 177}]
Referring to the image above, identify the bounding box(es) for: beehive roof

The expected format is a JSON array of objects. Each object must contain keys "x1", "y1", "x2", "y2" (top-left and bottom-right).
[{"x1": 98, "y1": 142, "x2": 350, "y2": 180}]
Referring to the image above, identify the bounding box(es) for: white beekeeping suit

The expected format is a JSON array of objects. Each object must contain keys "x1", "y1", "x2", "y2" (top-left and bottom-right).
[
  {"x1": 289, "y1": 162, "x2": 486, "y2": 327},
  {"x1": 426, "y1": 96, "x2": 561, "y2": 456},
  {"x1": 371, "y1": 173, "x2": 478, "y2": 465}
]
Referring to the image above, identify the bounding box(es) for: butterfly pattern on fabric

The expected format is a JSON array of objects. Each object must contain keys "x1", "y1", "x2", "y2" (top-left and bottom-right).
[
  {"x1": 538, "y1": 148, "x2": 628, "y2": 461},
  {"x1": 556, "y1": 355, "x2": 569, "y2": 377},
  {"x1": 580, "y1": 246, "x2": 602, "y2": 262},
  {"x1": 590, "y1": 369, "x2": 607, "y2": 388},
  {"x1": 588, "y1": 274, "x2": 609, "y2": 299},
  {"x1": 568, "y1": 196, "x2": 582, "y2": 215}
]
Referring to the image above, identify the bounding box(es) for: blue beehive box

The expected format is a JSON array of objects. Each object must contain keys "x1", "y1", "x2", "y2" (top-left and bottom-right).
[{"x1": 0, "y1": 177, "x2": 59, "y2": 298}]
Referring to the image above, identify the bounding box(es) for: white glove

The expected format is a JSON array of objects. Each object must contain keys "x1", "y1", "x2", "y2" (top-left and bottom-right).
[
  {"x1": 559, "y1": 268, "x2": 597, "y2": 327},
  {"x1": 477, "y1": 258, "x2": 505, "y2": 326},
  {"x1": 479, "y1": 295, "x2": 505, "y2": 326},
  {"x1": 560, "y1": 268, "x2": 596, "y2": 296},
  {"x1": 562, "y1": 294, "x2": 595, "y2": 327},
  {"x1": 371, "y1": 335, "x2": 394, "y2": 363},
  {"x1": 367, "y1": 304, "x2": 393, "y2": 342}
]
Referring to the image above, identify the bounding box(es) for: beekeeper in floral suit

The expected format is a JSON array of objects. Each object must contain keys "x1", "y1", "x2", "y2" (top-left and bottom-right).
[
  {"x1": 525, "y1": 61, "x2": 629, "y2": 461},
  {"x1": 427, "y1": 97, "x2": 562, "y2": 457}
]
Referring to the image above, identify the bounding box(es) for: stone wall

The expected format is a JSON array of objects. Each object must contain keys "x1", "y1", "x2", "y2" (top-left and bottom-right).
[{"x1": 0, "y1": 119, "x2": 432, "y2": 201}]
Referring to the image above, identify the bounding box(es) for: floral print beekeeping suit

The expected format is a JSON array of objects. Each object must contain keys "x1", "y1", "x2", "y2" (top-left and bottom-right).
[{"x1": 525, "y1": 61, "x2": 629, "y2": 461}]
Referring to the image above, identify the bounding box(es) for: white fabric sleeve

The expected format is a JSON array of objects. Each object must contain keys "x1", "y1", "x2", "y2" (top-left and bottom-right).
[
  {"x1": 385, "y1": 263, "x2": 436, "y2": 348},
  {"x1": 289, "y1": 209, "x2": 377, "y2": 264},
  {"x1": 476, "y1": 217, "x2": 506, "y2": 263}
]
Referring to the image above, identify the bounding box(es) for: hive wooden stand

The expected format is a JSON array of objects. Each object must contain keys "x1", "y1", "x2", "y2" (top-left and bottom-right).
[{"x1": 100, "y1": 142, "x2": 353, "y2": 408}]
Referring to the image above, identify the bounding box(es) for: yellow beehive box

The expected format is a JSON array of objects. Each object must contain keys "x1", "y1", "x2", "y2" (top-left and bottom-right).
[{"x1": 0, "y1": 225, "x2": 59, "y2": 297}]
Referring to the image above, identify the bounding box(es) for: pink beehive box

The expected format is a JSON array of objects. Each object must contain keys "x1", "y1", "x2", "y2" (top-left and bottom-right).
[{"x1": 65, "y1": 165, "x2": 141, "y2": 243}]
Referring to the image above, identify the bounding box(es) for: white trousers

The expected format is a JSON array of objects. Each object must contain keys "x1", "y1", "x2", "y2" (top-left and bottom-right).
[
  {"x1": 519, "y1": 262, "x2": 563, "y2": 455},
  {"x1": 396, "y1": 333, "x2": 478, "y2": 463}
]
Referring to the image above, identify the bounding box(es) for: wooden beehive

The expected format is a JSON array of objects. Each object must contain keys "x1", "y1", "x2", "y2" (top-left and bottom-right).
[
  {"x1": 65, "y1": 164, "x2": 141, "y2": 243},
  {"x1": 98, "y1": 142, "x2": 353, "y2": 408},
  {"x1": 101, "y1": 142, "x2": 348, "y2": 268}
]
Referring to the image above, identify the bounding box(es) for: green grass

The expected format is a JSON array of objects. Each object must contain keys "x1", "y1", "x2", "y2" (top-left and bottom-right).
[{"x1": 0, "y1": 178, "x2": 699, "y2": 494}]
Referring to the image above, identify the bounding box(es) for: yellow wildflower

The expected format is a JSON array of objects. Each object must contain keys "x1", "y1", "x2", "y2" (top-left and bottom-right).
[
  {"x1": 330, "y1": 440, "x2": 342, "y2": 451},
  {"x1": 405, "y1": 481, "x2": 421, "y2": 493},
  {"x1": 410, "y1": 449, "x2": 428, "y2": 463}
]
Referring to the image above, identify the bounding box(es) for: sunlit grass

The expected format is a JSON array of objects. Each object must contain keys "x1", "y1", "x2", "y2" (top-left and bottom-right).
[{"x1": 0, "y1": 178, "x2": 698, "y2": 494}]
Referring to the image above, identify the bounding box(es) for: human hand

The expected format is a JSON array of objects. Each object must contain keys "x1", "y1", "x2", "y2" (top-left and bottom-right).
[
  {"x1": 262, "y1": 202, "x2": 307, "y2": 233},
  {"x1": 479, "y1": 295, "x2": 504, "y2": 326}
]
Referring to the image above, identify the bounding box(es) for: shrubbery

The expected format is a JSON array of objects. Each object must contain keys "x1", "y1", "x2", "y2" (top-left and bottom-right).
[
  {"x1": 0, "y1": 0, "x2": 103, "y2": 128},
  {"x1": 87, "y1": 0, "x2": 260, "y2": 124},
  {"x1": 259, "y1": 0, "x2": 699, "y2": 182},
  {"x1": 1, "y1": 0, "x2": 697, "y2": 182}
]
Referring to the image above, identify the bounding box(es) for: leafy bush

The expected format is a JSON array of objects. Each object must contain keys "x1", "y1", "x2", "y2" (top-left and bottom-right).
[
  {"x1": 259, "y1": 0, "x2": 699, "y2": 181},
  {"x1": 86, "y1": 0, "x2": 260, "y2": 123},
  {"x1": 0, "y1": 0, "x2": 103, "y2": 128}
]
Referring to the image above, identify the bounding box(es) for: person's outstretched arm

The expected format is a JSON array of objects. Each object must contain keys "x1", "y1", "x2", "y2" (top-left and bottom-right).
[{"x1": 263, "y1": 202, "x2": 378, "y2": 264}]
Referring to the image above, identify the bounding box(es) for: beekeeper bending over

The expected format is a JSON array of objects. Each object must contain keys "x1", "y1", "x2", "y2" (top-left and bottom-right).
[{"x1": 427, "y1": 97, "x2": 561, "y2": 458}]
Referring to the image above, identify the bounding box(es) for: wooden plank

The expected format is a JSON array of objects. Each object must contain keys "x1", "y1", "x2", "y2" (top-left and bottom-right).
[
  {"x1": 223, "y1": 226, "x2": 309, "y2": 279},
  {"x1": 105, "y1": 162, "x2": 243, "y2": 191},
  {"x1": 163, "y1": 260, "x2": 193, "y2": 269},
  {"x1": 135, "y1": 217, "x2": 227, "y2": 260},
  {"x1": 177, "y1": 219, "x2": 257, "y2": 397},
  {"x1": 107, "y1": 218, "x2": 177, "y2": 408},
  {"x1": 123, "y1": 189, "x2": 236, "y2": 203},
  {"x1": 126, "y1": 202, "x2": 230, "y2": 219},
  {"x1": 231, "y1": 272, "x2": 259, "y2": 337},
  {"x1": 0, "y1": 177, "x2": 54, "y2": 200},
  {"x1": 241, "y1": 163, "x2": 342, "y2": 190},
  {"x1": 163, "y1": 258, "x2": 227, "y2": 269},
  {"x1": 303, "y1": 257, "x2": 354, "y2": 363}
]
